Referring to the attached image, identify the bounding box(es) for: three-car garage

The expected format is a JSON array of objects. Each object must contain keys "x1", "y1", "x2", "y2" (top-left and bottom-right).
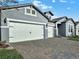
[{"x1": 0, "y1": 4, "x2": 55, "y2": 43}]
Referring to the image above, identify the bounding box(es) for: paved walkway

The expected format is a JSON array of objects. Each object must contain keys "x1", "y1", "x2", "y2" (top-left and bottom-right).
[{"x1": 11, "y1": 38, "x2": 79, "y2": 59}]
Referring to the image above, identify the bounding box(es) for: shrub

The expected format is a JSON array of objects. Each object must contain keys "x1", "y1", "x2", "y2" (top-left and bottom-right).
[{"x1": 68, "y1": 35, "x2": 79, "y2": 41}]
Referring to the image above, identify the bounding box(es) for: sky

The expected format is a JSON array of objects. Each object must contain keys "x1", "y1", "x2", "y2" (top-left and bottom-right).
[{"x1": 1, "y1": 0, "x2": 79, "y2": 21}]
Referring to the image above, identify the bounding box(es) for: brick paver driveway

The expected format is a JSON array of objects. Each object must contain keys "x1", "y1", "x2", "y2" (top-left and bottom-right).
[{"x1": 11, "y1": 38, "x2": 79, "y2": 59}]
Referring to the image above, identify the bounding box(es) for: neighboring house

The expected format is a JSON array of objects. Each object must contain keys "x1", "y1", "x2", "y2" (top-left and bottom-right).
[
  {"x1": 52, "y1": 16, "x2": 75, "y2": 37},
  {"x1": 44, "y1": 11, "x2": 55, "y2": 38},
  {"x1": 44, "y1": 11, "x2": 54, "y2": 21},
  {"x1": 75, "y1": 22, "x2": 79, "y2": 36},
  {"x1": 0, "y1": 4, "x2": 53, "y2": 43}
]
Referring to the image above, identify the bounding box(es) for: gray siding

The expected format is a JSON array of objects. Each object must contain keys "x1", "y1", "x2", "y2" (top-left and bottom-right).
[
  {"x1": 58, "y1": 23, "x2": 66, "y2": 36},
  {"x1": 1, "y1": 28, "x2": 9, "y2": 42},
  {"x1": 0, "y1": 6, "x2": 48, "y2": 42},
  {"x1": 1, "y1": 9, "x2": 9, "y2": 41},
  {"x1": 1, "y1": 7, "x2": 48, "y2": 24}
]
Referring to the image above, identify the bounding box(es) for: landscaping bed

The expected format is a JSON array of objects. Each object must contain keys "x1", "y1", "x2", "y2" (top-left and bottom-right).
[{"x1": 68, "y1": 36, "x2": 79, "y2": 41}]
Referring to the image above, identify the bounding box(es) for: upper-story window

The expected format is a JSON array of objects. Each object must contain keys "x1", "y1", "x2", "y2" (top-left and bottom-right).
[
  {"x1": 32, "y1": 10, "x2": 35, "y2": 15},
  {"x1": 25, "y1": 7, "x2": 37, "y2": 16},
  {"x1": 27, "y1": 9, "x2": 30, "y2": 14}
]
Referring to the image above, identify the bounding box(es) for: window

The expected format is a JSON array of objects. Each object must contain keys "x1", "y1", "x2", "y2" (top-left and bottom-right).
[
  {"x1": 78, "y1": 30, "x2": 79, "y2": 34},
  {"x1": 25, "y1": 7, "x2": 31, "y2": 15},
  {"x1": 4, "y1": 18, "x2": 7, "y2": 23},
  {"x1": 71, "y1": 26, "x2": 73, "y2": 32},
  {"x1": 25, "y1": 7, "x2": 37, "y2": 16},
  {"x1": 32, "y1": 10, "x2": 35, "y2": 15},
  {"x1": 69, "y1": 24, "x2": 73, "y2": 33},
  {"x1": 69, "y1": 25, "x2": 71, "y2": 32},
  {"x1": 26, "y1": 9, "x2": 30, "y2": 13}
]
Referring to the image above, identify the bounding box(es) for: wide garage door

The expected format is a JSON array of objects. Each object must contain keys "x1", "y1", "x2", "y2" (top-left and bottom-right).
[
  {"x1": 9, "y1": 22, "x2": 44, "y2": 42},
  {"x1": 48, "y1": 26, "x2": 54, "y2": 38}
]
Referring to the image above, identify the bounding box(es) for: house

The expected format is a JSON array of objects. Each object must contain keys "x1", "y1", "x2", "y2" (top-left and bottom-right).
[
  {"x1": 52, "y1": 16, "x2": 75, "y2": 37},
  {"x1": 44, "y1": 11, "x2": 54, "y2": 21},
  {"x1": 0, "y1": 4, "x2": 55, "y2": 43},
  {"x1": 44, "y1": 11, "x2": 55, "y2": 38},
  {"x1": 75, "y1": 22, "x2": 79, "y2": 36}
]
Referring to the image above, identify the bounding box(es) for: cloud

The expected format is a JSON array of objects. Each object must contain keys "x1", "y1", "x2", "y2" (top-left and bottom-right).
[
  {"x1": 66, "y1": 7, "x2": 71, "y2": 10},
  {"x1": 19, "y1": 0, "x2": 25, "y2": 1},
  {"x1": 52, "y1": 0, "x2": 56, "y2": 3},
  {"x1": 59, "y1": 0, "x2": 67, "y2": 3},
  {"x1": 70, "y1": 1, "x2": 75, "y2": 4},
  {"x1": 52, "y1": 0, "x2": 75, "y2": 4},
  {"x1": 33, "y1": 0, "x2": 52, "y2": 10}
]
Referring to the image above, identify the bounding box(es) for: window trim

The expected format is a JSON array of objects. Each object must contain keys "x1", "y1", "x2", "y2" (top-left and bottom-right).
[
  {"x1": 25, "y1": 7, "x2": 37, "y2": 16},
  {"x1": 69, "y1": 24, "x2": 73, "y2": 33},
  {"x1": 32, "y1": 10, "x2": 36, "y2": 15},
  {"x1": 25, "y1": 8, "x2": 31, "y2": 15},
  {"x1": 26, "y1": 9, "x2": 31, "y2": 13},
  {"x1": 31, "y1": 9, "x2": 37, "y2": 16}
]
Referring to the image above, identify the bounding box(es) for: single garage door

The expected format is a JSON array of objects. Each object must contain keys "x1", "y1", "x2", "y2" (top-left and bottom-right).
[
  {"x1": 9, "y1": 22, "x2": 44, "y2": 42},
  {"x1": 48, "y1": 26, "x2": 54, "y2": 38}
]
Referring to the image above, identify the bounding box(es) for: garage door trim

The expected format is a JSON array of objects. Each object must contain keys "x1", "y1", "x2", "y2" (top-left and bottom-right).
[
  {"x1": 8, "y1": 18, "x2": 45, "y2": 42},
  {"x1": 7, "y1": 18, "x2": 46, "y2": 25},
  {"x1": 48, "y1": 26, "x2": 54, "y2": 38}
]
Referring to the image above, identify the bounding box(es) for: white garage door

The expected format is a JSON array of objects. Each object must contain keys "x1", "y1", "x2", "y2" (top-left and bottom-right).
[
  {"x1": 9, "y1": 22, "x2": 44, "y2": 42},
  {"x1": 48, "y1": 26, "x2": 54, "y2": 38}
]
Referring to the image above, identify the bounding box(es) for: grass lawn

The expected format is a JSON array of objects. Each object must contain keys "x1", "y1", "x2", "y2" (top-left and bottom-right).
[
  {"x1": 68, "y1": 36, "x2": 79, "y2": 41},
  {"x1": 0, "y1": 49, "x2": 23, "y2": 59}
]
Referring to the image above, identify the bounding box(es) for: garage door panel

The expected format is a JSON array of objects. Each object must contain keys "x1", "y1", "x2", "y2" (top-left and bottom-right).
[
  {"x1": 9, "y1": 22, "x2": 44, "y2": 42},
  {"x1": 48, "y1": 26, "x2": 54, "y2": 38},
  {"x1": 27, "y1": 25, "x2": 43, "y2": 40}
]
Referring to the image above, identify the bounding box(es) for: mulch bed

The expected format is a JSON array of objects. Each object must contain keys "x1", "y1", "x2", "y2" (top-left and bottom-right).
[{"x1": 0, "y1": 41, "x2": 10, "y2": 48}]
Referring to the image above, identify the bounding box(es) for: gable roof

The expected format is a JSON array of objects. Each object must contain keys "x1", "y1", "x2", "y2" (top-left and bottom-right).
[
  {"x1": 52, "y1": 16, "x2": 68, "y2": 23},
  {"x1": 44, "y1": 11, "x2": 54, "y2": 16},
  {"x1": 52, "y1": 16, "x2": 75, "y2": 24},
  {"x1": 66, "y1": 18, "x2": 75, "y2": 24},
  {"x1": 0, "y1": 3, "x2": 49, "y2": 21},
  {"x1": 75, "y1": 21, "x2": 79, "y2": 25}
]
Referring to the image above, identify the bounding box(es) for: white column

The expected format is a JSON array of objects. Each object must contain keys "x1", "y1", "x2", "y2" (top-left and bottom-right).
[{"x1": 56, "y1": 23, "x2": 58, "y2": 36}]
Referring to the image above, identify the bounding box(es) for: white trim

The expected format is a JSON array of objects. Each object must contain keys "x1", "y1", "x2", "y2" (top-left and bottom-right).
[
  {"x1": 48, "y1": 23, "x2": 55, "y2": 27},
  {"x1": 56, "y1": 23, "x2": 58, "y2": 36},
  {"x1": 25, "y1": 7, "x2": 37, "y2": 17},
  {"x1": 7, "y1": 18, "x2": 46, "y2": 25},
  {"x1": 25, "y1": 8, "x2": 31, "y2": 15},
  {"x1": 0, "y1": 26, "x2": 9, "y2": 28},
  {"x1": 48, "y1": 24, "x2": 55, "y2": 27}
]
